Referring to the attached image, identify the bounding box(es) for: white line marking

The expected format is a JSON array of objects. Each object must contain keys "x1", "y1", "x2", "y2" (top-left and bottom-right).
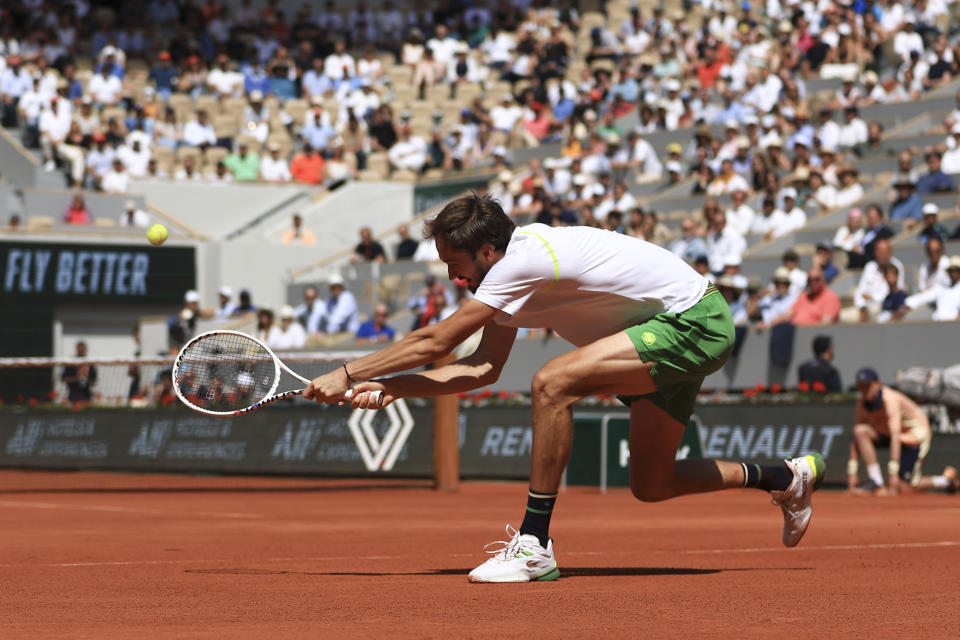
[
  {"x1": 673, "y1": 540, "x2": 960, "y2": 555},
  {"x1": 1, "y1": 540, "x2": 958, "y2": 569},
  {"x1": 0, "y1": 500, "x2": 259, "y2": 519}
]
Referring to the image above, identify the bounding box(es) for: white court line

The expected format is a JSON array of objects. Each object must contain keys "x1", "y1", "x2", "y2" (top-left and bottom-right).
[
  {"x1": 0, "y1": 500, "x2": 259, "y2": 519},
  {"x1": 2, "y1": 540, "x2": 959, "y2": 569},
  {"x1": 673, "y1": 540, "x2": 960, "y2": 555}
]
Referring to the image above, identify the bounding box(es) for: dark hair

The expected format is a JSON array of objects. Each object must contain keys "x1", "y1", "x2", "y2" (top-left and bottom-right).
[
  {"x1": 425, "y1": 192, "x2": 515, "y2": 256},
  {"x1": 812, "y1": 335, "x2": 831, "y2": 357}
]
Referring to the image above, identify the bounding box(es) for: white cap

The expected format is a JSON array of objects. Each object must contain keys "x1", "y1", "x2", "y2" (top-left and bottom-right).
[
  {"x1": 184, "y1": 290, "x2": 200, "y2": 303},
  {"x1": 237, "y1": 371, "x2": 255, "y2": 390},
  {"x1": 666, "y1": 160, "x2": 684, "y2": 173},
  {"x1": 761, "y1": 114, "x2": 777, "y2": 129},
  {"x1": 725, "y1": 255, "x2": 743, "y2": 267},
  {"x1": 923, "y1": 202, "x2": 939, "y2": 215},
  {"x1": 724, "y1": 119, "x2": 739, "y2": 130},
  {"x1": 837, "y1": 23, "x2": 852, "y2": 36},
  {"x1": 572, "y1": 173, "x2": 591, "y2": 186},
  {"x1": 781, "y1": 186, "x2": 798, "y2": 200},
  {"x1": 125, "y1": 199, "x2": 136, "y2": 209},
  {"x1": 586, "y1": 183, "x2": 606, "y2": 197},
  {"x1": 493, "y1": 145, "x2": 507, "y2": 156},
  {"x1": 904, "y1": 13, "x2": 917, "y2": 23},
  {"x1": 743, "y1": 114, "x2": 759, "y2": 126},
  {"x1": 249, "y1": 90, "x2": 264, "y2": 101},
  {"x1": 951, "y1": 123, "x2": 960, "y2": 135},
  {"x1": 663, "y1": 78, "x2": 681, "y2": 92},
  {"x1": 218, "y1": 285, "x2": 232, "y2": 297},
  {"x1": 732, "y1": 274, "x2": 749, "y2": 290},
  {"x1": 279, "y1": 304, "x2": 296, "y2": 319},
  {"x1": 328, "y1": 273, "x2": 345, "y2": 286}
]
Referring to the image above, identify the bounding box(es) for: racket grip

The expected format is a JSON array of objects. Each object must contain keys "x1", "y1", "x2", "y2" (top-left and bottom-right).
[{"x1": 343, "y1": 388, "x2": 384, "y2": 406}]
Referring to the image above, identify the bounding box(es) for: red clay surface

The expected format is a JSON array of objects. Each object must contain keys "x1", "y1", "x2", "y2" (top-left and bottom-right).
[{"x1": 2, "y1": 470, "x2": 960, "y2": 639}]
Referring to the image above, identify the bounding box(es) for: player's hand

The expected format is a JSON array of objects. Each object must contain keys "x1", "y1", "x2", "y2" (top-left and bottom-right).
[
  {"x1": 886, "y1": 476, "x2": 901, "y2": 496},
  {"x1": 347, "y1": 381, "x2": 393, "y2": 409},
  {"x1": 303, "y1": 370, "x2": 349, "y2": 404}
]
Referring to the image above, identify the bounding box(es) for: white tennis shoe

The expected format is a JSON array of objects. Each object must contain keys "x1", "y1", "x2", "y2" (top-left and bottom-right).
[
  {"x1": 770, "y1": 452, "x2": 825, "y2": 547},
  {"x1": 468, "y1": 524, "x2": 560, "y2": 583}
]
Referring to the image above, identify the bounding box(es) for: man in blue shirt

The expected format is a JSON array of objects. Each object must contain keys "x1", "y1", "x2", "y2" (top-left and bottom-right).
[
  {"x1": 323, "y1": 274, "x2": 360, "y2": 334},
  {"x1": 889, "y1": 177, "x2": 924, "y2": 225},
  {"x1": 302, "y1": 109, "x2": 336, "y2": 152},
  {"x1": 356, "y1": 304, "x2": 397, "y2": 344},
  {"x1": 915, "y1": 151, "x2": 956, "y2": 195},
  {"x1": 148, "y1": 51, "x2": 178, "y2": 101}
]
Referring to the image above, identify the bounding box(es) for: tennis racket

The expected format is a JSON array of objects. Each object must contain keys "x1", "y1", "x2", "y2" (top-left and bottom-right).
[{"x1": 172, "y1": 330, "x2": 381, "y2": 416}]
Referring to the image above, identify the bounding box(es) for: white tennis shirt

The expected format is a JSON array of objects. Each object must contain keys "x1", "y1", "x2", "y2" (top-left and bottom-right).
[{"x1": 473, "y1": 224, "x2": 708, "y2": 347}]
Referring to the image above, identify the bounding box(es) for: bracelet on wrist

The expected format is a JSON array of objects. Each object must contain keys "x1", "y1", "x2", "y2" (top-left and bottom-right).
[{"x1": 343, "y1": 363, "x2": 358, "y2": 385}]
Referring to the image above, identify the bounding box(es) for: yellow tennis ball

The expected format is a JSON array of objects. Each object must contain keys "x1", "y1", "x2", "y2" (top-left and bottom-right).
[{"x1": 147, "y1": 224, "x2": 168, "y2": 246}]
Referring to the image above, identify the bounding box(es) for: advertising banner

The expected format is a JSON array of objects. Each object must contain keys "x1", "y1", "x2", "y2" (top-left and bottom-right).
[{"x1": 3, "y1": 402, "x2": 958, "y2": 486}]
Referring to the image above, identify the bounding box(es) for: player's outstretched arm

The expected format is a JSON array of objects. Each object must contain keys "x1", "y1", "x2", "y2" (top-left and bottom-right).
[
  {"x1": 303, "y1": 299, "x2": 499, "y2": 404},
  {"x1": 348, "y1": 320, "x2": 517, "y2": 408}
]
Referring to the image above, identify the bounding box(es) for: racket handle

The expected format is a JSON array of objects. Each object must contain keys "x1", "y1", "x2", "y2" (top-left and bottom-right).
[{"x1": 343, "y1": 388, "x2": 384, "y2": 406}]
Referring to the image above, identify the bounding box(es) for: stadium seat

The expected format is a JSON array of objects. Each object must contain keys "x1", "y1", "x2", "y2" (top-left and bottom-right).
[
  {"x1": 212, "y1": 113, "x2": 238, "y2": 139},
  {"x1": 176, "y1": 146, "x2": 202, "y2": 166},
  {"x1": 26, "y1": 216, "x2": 54, "y2": 230},
  {"x1": 285, "y1": 98, "x2": 308, "y2": 125},
  {"x1": 151, "y1": 145, "x2": 174, "y2": 174},
  {"x1": 364, "y1": 152, "x2": 390, "y2": 179},
  {"x1": 195, "y1": 95, "x2": 219, "y2": 116},
  {"x1": 234, "y1": 134, "x2": 261, "y2": 154},
  {"x1": 392, "y1": 169, "x2": 418, "y2": 182},
  {"x1": 204, "y1": 146, "x2": 229, "y2": 167},
  {"x1": 101, "y1": 106, "x2": 126, "y2": 125}
]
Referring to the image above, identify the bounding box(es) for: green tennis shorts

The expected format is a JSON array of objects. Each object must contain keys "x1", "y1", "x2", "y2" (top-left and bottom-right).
[{"x1": 619, "y1": 285, "x2": 735, "y2": 424}]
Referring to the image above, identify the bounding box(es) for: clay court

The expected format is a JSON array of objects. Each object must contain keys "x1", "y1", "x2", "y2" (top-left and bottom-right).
[{"x1": 2, "y1": 470, "x2": 959, "y2": 639}]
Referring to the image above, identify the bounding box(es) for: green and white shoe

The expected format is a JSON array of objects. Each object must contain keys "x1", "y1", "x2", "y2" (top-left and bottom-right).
[
  {"x1": 468, "y1": 525, "x2": 560, "y2": 583},
  {"x1": 771, "y1": 452, "x2": 826, "y2": 548}
]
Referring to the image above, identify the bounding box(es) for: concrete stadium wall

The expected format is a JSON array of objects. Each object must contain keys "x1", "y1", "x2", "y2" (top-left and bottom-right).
[
  {"x1": 0, "y1": 127, "x2": 38, "y2": 190},
  {"x1": 133, "y1": 181, "x2": 307, "y2": 241},
  {"x1": 24, "y1": 189, "x2": 147, "y2": 225}
]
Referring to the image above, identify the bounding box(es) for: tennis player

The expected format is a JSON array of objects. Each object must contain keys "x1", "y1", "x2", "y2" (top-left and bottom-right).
[{"x1": 304, "y1": 193, "x2": 825, "y2": 583}]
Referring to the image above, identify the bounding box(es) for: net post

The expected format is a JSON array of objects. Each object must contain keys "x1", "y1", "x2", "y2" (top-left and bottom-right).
[{"x1": 432, "y1": 353, "x2": 459, "y2": 492}]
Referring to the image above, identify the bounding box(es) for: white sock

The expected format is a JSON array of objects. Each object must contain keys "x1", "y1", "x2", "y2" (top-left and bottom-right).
[
  {"x1": 867, "y1": 463, "x2": 884, "y2": 486},
  {"x1": 931, "y1": 476, "x2": 951, "y2": 489}
]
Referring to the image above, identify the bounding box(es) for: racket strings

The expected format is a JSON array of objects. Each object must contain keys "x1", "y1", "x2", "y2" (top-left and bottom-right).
[{"x1": 174, "y1": 333, "x2": 278, "y2": 412}]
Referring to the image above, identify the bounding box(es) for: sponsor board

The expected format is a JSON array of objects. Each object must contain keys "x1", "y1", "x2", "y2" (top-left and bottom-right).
[
  {"x1": 0, "y1": 407, "x2": 434, "y2": 475},
  {"x1": 4, "y1": 402, "x2": 960, "y2": 485}
]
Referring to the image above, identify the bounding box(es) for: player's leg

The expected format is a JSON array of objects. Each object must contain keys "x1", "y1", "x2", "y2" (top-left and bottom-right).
[
  {"x1": 847, "y1": 438, "x2": 861, "y2": 491},
  {"x1": 468, "y1": 332, "x2": 672, "y2": 583},
  {"x1": 627, "y1": 398, "x2": 744, "y2": 502},
  {"x1": 853, "y1": 424, "x2": 885, "y2": 490}
]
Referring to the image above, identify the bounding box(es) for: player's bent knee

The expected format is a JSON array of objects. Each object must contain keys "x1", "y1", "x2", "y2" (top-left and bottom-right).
[
  {"x1": 853, "y1": 423, "x2": 873, "y2": 438},
  {"x1": 630, "y1": 479, "x2": 674, "y2": 502},
  {"x1": 530, "y1": 367, "x2": 573, "y2": 405}
]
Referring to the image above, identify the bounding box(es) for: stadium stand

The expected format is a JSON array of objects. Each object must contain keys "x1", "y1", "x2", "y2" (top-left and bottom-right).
[{"x1": 1, "y1": 0, "x2": 960, "y2": 384}]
